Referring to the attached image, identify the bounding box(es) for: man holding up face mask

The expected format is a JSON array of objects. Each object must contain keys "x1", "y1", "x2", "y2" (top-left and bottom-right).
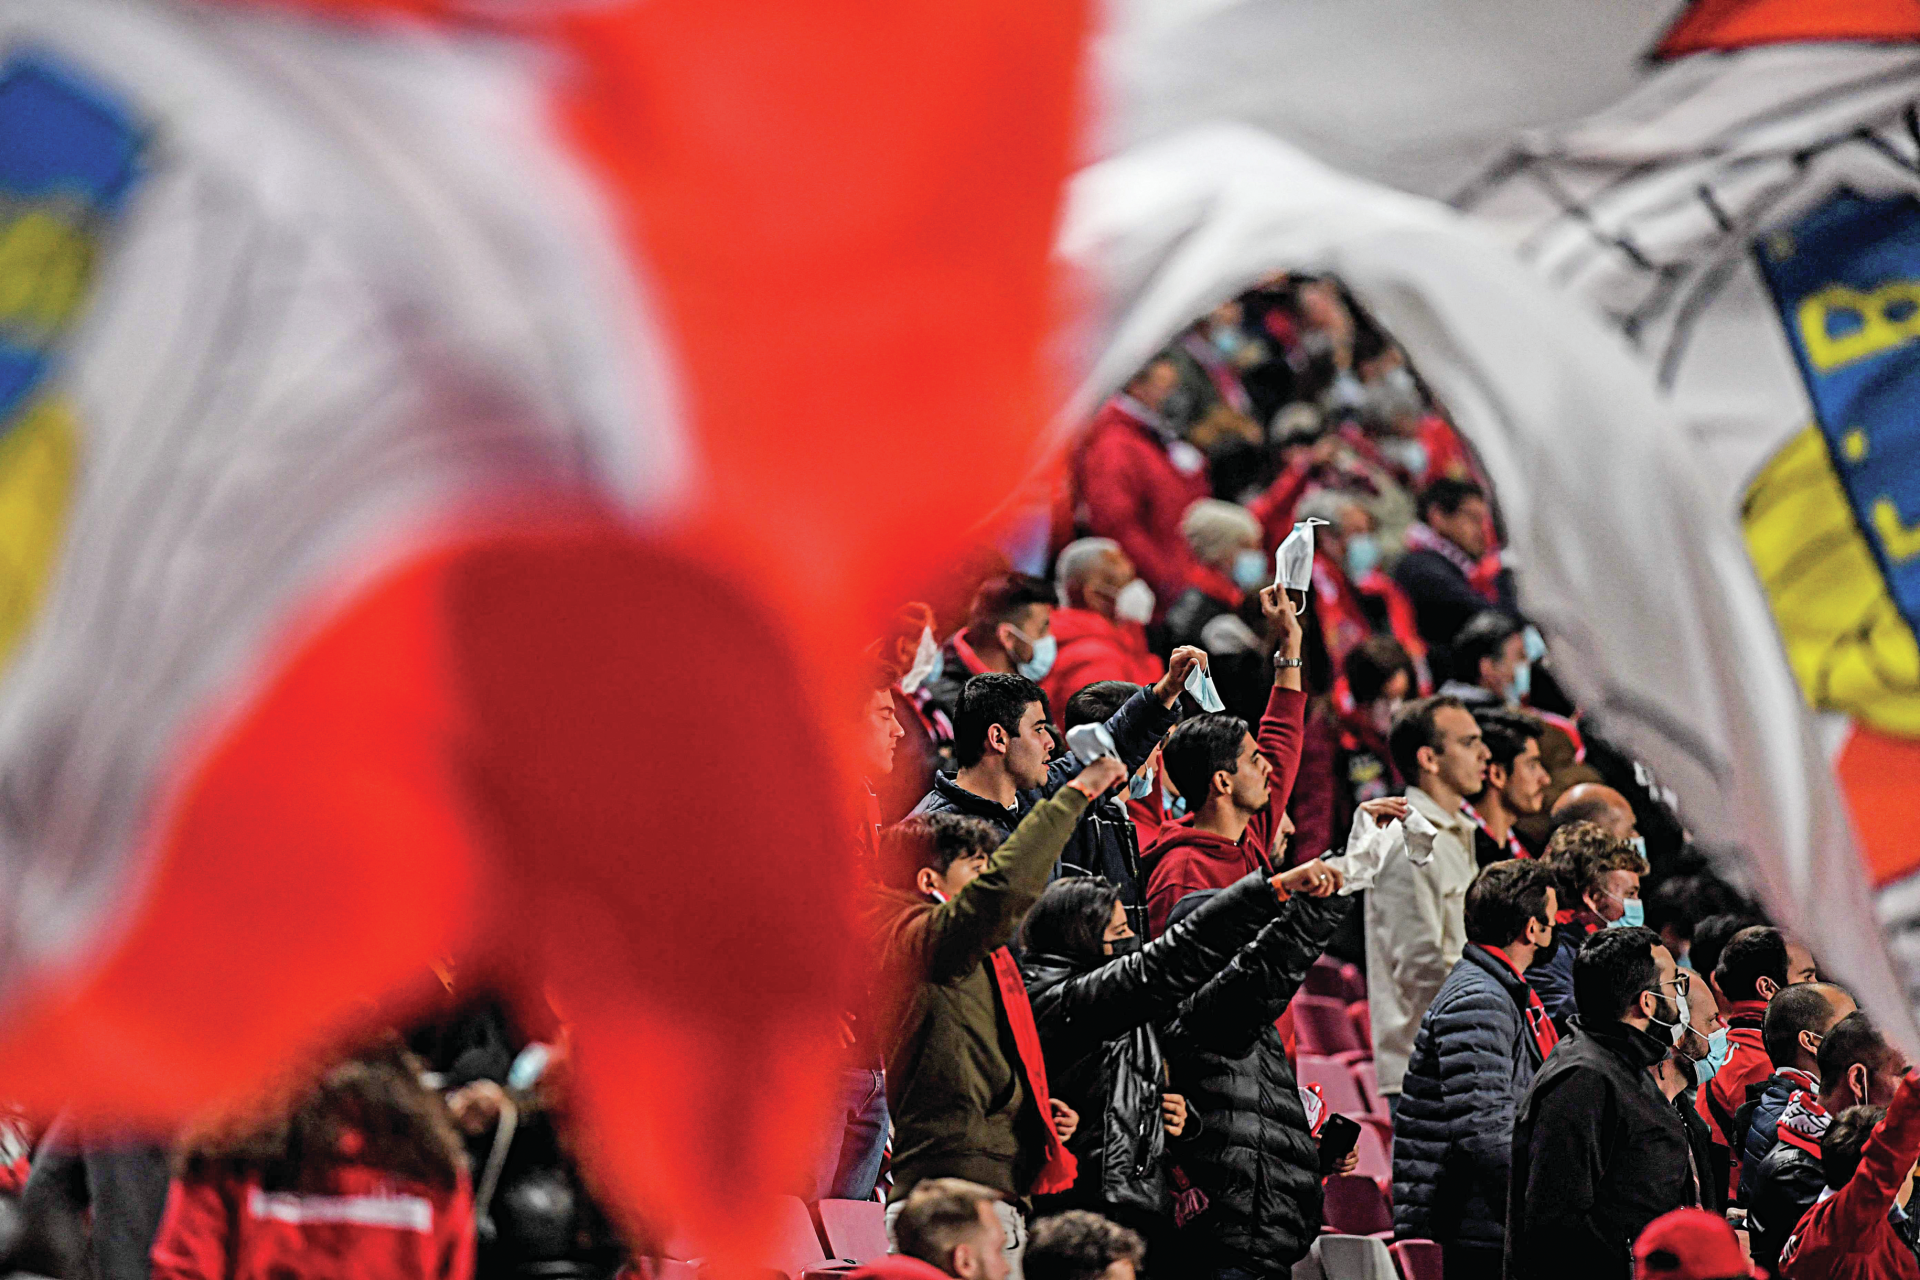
[{"x1": 1507, "y1": 926, "x2": 1698, "y2": 1280}]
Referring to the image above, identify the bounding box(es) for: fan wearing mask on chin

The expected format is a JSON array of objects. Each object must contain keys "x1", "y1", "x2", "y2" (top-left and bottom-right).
[
  {"x1": 1020, "y1": 859, "x2": 1343, "y2": 1268},
  {"x1": 1506, "y1": 927, "x2": 1699, "y2": 1280},
  {"x1": 1654, "y1": 968, "x2": 1731, "y2": 1213},
  {"x1": 1041, "y1": 540, "x2": 1166, "y2": 726},
  {"x1": 1528, "y1": 822, "x2": 1649, "y2": 1032}
]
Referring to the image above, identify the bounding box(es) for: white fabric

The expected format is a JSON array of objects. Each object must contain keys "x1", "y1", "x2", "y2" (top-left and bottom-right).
[
  {"x1": 1324, "y1": 804, "x2": 1436, "y2": 895},
  {"x1": 247, "y1": 1188, "x2": 433, "y2": 1234},
  {"x1": 1056, "y1": 122, "x2": 1914, "y2": 1048}
]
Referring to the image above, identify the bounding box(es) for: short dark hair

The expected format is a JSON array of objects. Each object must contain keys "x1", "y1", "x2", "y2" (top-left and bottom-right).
[
  {"x1": 1822, "y1": 1104, "x2": 1889, "y2": 1190},
  {"x1": 1764, "y1": 982, "x2": 1850, "y2": 1069},
  {"x1": 1162, "y1": 713, "x2": 1250, "y2": 807},
  {"x1": 1465, "y1": 859, "x2": 1557, "y2": 948},
  {"x1": 1063, "y1": 680, "x2": 1138, "y2": 731},
  {"x1": 1419, "y1": 476, "x2": 1486, "y2": 521},
  {"x1": 880, "y1": 813, "x2": 999, "y2": 893},
  {"x1": 1817, "y1": 1011, "x2": 1897, "y2": 1101},
  {"x1": 892, "y1": 1178, "x2": 1003, "y2": 1271},
  {"x1": 1020, "y1": 877, "x2": 1122, "y2": 968},
  {"x1": 1025, "y1": 1211, "x2": 1146, "y2": 1280},
  {"x1": 1476, "y1": 709, "x2": 1544, "y2": 774},
  {"x1": 1644, "y1": 874, "x2": 1751, "y2": 946},
  {"x1": 1690, "y1": 913, "x2": 1764, "y2": 987},
  {"x1": 1451, "y1": 611, "x2": 1522, "y2": 685},
  {"x1": 1716, "y1": 926, "x2": 1789, "y2": 1004},
  {"x1": 953, "y1": 673, "x2": 1045, "y2": 768},
  {"x1": 1388, "y1": 694, "x2": 1471, "y2": 786},
  {"x1": 1573, "y1": 925, "x2": 1662, "y2": 1024},
  {"x1": 1343, "y1": 635, "x2": 1415, "y2": 706},
  {"x1": 967, "y1": 573, "x2": 1054, "y2": 641}
]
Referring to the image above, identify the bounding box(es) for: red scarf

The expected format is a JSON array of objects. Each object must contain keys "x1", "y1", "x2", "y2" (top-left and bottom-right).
[
  {"x1": 1461, "y1": 800, "x2": 1528, "y2": 859},
  {"x1": 987, "y1": 948, "x2": 1079, "y2": 1194},
  {"x1": 1477, "y1": 944, "x2": 1560, "y2": 1062}
]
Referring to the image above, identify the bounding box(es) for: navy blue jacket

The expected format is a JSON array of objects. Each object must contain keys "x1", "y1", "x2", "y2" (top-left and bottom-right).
[
  {"x1": 1737, "y1": 1068, "x2": 1815, "y2": 1205},
  {"x1": 1392, "y1": 944, "x2": 1548, "y2": 1251},
  {"x1": 1527, "y1": 922, "x2": 1585, "y2": 1031}
]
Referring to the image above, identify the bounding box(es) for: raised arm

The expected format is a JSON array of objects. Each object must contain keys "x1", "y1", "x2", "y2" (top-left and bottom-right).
[
  {"x1": 1038, "y1": 655, "x2": 1190, "y2": 796},
  {"x1": 1165, "y1": 885, "x2": 1353, "y2": 1057},
  {"x1": 1239, "y1": 586, "x2": 1307, "y2": 859},
  {"x1": 1821, "y1": 1070, "x2": 1920, "y2": 1241},
  {"x1": 1027, "y1": 871, "x2": 1286, "y2": 1043},
  {"x1": 914, "y1": 764, "x2": 1119, "y2": 983}
]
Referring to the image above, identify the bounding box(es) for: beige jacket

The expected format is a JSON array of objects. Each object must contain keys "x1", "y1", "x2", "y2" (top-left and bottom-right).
[{"x1": 1363, "y1": 786, "x2": 1478, "y2": 1095}]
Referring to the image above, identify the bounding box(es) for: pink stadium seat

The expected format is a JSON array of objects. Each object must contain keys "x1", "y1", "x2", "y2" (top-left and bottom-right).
[
  {"x1": 1353, "y1": 1119, "x2": 1392, "y2": 1196},
  {"x1": 1339, "y1": 962, "x2": 1367, "y2": 1003},
  {"x1": 1298, "y1": 1054, "x2": 1368, "y2": 1117},
  {"x1": 1347, "y1": 1000, "x2": 1372, "y2": 1055},
  {"x1": 1390, "y1": 1239, "x2": 1444, "y2": 1280},
  {"x1": 1351, "y1": 1057, "x2": 1388, "y2": 1117},
  {"x1": 1322, "y1": 1174, "x2": 1393, "y2": 1237},
  {"x1": 1295, "y1": 996, "x2": 1369, "y2": 1057},
  {"x1": 1304, "y1": 957, "x2": 1349, "y2": 998},
  {"x1": 815, "y1": 1199, "x2": 890, "y2": 1263}
]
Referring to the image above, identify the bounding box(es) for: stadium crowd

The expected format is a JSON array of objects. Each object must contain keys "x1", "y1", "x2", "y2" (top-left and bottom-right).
[{"x1": 2, "y1": 276, "x2": 1914, "y2": 1280}]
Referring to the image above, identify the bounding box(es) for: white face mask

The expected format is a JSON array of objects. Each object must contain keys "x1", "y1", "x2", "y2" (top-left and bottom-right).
[
  {"x1": 1114, "y1": 578, "x2": 1156, "y2": 624},
  {"x1": 899, "y1": 626, "x2": 941, "y2": 694}
]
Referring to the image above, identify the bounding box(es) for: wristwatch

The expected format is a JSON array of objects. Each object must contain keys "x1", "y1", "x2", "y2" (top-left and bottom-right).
[{"x1": 1274, "y1": 654, "x2": 1304, "y2": 669}]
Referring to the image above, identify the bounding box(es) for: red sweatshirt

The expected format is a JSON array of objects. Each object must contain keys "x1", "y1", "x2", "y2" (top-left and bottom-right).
[
  {"x1": 1781, "y1": 1071, "x2": 1920, "y2": 1280},
  {"x1": 1073, "y1": 400, "x2": 1209, "y2": 605},
  {"x1": 1141, "y1": 685, "x2": 1306, "y2": 936},
  {"x1": 1041, "y1": 607, "x2": 1165, "y2": 724},
  {"x1": 150, "y1": 1164, "x2": 475, "y2": 1280}
]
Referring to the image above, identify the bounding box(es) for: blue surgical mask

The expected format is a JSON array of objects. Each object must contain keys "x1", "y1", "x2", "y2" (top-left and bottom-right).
[
  {"x1": 1345, "y1": 533, "x2": 1381, "y2": 581},
  {"x1": 1231, "y1": 548, "x2": 1269, "y2": 591},
  {"x1": 1606, "y1": 896, "x2": 1645, "y2": 929},
  {"x1": 1008, "y1": 626, "x2": 1057, "y2": 681},
  {"x1": 1693, "y1": 1026, "x2": 1732, "y2": 1086},
  {"x1": 1163, "y1": 785, "x2": 1188, "y2": 818},
  {"x1": 1631, "y1": 834, "x2": 1648, "y2": 860},
  {"x1": 1506, "y1": 660, "x2": 1532, "y2": 704},
  {"x1": 1129, "y1": 763, "x2": 1155, "y2": 800}
]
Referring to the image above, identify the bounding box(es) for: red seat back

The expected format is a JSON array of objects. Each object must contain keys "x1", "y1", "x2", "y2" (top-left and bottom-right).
[
  {"x1": 1298, "y1": 1053, "x2": 1368, "y2": 1116},
  {"x1": 1390, "y1": 1238, "x2": 1444, "y2": 1280},
  {"x1": 816, "y1": 1199, "x2": 890, "y2": 1263},
  {"x1": 1295, "y1": 995, "x2": 1367, "y2": 1056},
  {"x1": 1304, "y1": 957, "x2": 1349, "y2": 999},
  {"x1": 1353, "y1": 1118, "x2": 1391, "y2": 1194},
  {"x1": 1339, "y1": 962, "x2": 1367, "y2": 1003},
  {"x1": 1322, "y1": 1174, "x2": 1393, "y2": 1236},
  {"x1": 1348, "y1": 999, "x2": 1372, "y2": 1054},
  {"x1": 1350, "y1": 1057, "x2": 1388, "y2": 1117}
]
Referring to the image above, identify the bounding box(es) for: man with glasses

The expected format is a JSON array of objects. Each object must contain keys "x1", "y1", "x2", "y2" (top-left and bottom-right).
[{"x1": 1507, "y1": 926, "x2": 1698, "y2": 1280}]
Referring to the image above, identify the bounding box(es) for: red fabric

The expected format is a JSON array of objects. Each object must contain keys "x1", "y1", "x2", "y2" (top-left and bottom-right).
[
  {"x1": 1355, "y1": 570, "x2": 1433, "y2": 692},
  {"x1": 1780, "y1": 1072, "x2": 1920, "y2": 1280},
  {"x1": 1415, "y1": 416, "x2": 1476, "y2": 490},
  {"x1": 1042, "y1": 608, "x2": 1165, "y2": 720},
  {"x1": 1287, "y1": 713, "x2": 1338, "y2": 871},
  {"x1": 1247, "y1": 457, "x2": 1318, "y2": 552},
  {"x1": 1126, "y1": 789, "x2": 1168, "y2": 851},
  {"x1": 1142, "y1": 686, "x2": 1306, "y2": 935},
  {"x1": 848, "y1": 1259, "x2": 958, "y2": 1280},
  {"x1": 1696, "y1": 1004, "x2": 1770, "y2": 1150},
  {"x1": 1073, "y1": 402, "x2": 1209, "y2": 604},
  {"x1": 986, "y1": 948, "x2": 1078, "y2": 1195},
  {"x1": 1476, "y1": 944, "x2": 1559, "y2": 1060},
  {"x1": 1312, "y1": 554, "x2": 1374, "y2": 671},
  {"x1": 150, "y1": 1165, "x2": 475, "y2": 1280},
  {"x1": 1658, "y1": 0, "x2": 1920, "y2": 57}
]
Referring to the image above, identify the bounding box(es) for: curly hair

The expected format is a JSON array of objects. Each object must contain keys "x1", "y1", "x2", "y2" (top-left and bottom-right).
[{"x1": 1543, "y1": 820, "x2": 1646, "y2": 907}]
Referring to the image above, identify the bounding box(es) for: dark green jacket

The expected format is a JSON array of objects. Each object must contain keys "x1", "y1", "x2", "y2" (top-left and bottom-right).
[{"x1": 870, "y1": 786, "x2": 1090, "y2": 1201}]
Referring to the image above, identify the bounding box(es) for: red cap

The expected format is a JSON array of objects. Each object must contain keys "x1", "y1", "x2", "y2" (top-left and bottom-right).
[{"x1": 1634, "y1": 1209, "x2": 1763, "y2": 1280}]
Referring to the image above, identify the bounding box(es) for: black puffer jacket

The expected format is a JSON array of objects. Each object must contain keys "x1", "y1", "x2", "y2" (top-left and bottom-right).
[
  {"x1": 1161, "y1": 891, "x2": 1354, "y2": 1274},
  {"x1": 1053, "y1": 794, "x2": 1153, "y2": 938},
  {"x1": 1024, "y1": 873, "x2": 1285, "y2": 1219},
  {"x1": 1391, "y1": 944, "x2": 1548, "y2": 1252},
  {"x1": 1748, "y1": 1136, "x2": 1827, "y2": 1275}
]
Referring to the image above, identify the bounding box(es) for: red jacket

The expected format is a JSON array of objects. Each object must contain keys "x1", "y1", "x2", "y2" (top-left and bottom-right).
[
  {"x1": 1041, "y1": 607, "x2": 1165, "y2": 721},
  {"x1": 1073, "y1": 400, "x2": 1209, "y2": 605},
  {"x1": 1781, "y1": 1071, "x2": 1920, "y2": 1280},
  {"x1": 150, "y1": 1165, "x2": 475, "y2": 1280},
  {"x1": 1698, "y1": 999, "x2": 1770, "y2": 1162},
  {"x1": 1141, "y1": 686, "x2": 1306, "y2": 936}
]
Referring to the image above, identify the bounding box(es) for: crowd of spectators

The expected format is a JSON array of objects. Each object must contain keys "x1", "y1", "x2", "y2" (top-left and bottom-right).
[{"x1": 2, "y1": 275, "x2": 1915, "y2": 1280}]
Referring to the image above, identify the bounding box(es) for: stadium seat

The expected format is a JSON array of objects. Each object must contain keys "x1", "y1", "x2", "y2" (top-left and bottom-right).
[
  {"x1": 1305, "y1": 957, "x2": 1349, "y2": 998},
  {"x1": 1310, "y1": 1232, "x2": 1399, "y2": 1279},
  {"x1": 1295, "y1": 996, "x2": 1369, "y2": 1058},
  {"x1": 1297, "y1": 1054, "x2": 1368, "y2": 1117},
  {"x1": 1350, "y1": 1058, "x2": 1388, "y2": 1117},
  {"x1": 1389, "y1": 1239, "x2": 1443, "y2": 1280},
  {"x1": 815, "y1": 1199, "x2": 889, "y2": 1263},
  {"x1": 1353, "y1": 1121, "x2": 1391, "y2": 1196},
  {"x1": 1321, "y1": 1175, "x2": 1392, "y2": 1236},
  {"x1": 1346, "y1": 1000, "x2": 1371, "y2": 1055},
  {"x1": 1338, "y1": 962, "x2": 1367, "y2": 1003}
]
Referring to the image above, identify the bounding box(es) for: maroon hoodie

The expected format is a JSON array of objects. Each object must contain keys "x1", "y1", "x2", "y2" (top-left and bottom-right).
[{"x1": 1142, "y1": 685, "x2": 1306, "y2": 936}]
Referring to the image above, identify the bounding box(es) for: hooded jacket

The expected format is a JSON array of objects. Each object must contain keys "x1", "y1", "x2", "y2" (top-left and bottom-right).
[
  {"x1": 1023, "y1": 872, "x2": 1287, "y2": 1221},
  {"x1": 1506, "y1": 1017, "x2": 1697, "y2": 1280},
  {"x1": 869, "y1": 786, "x2": 1090, "y2": 1201},
  {"x1": 1780, "y1": 1071, "x2": 1920, "y2": 1280},
  {"x1": 1392, "y1": 943, "x2": 1550, "y2": 1253},
  {"x1": 1749, "y1": 1088, "x2": 1833, "y2": 1275},
  {"x1": 1041, "y1": 608, "x2": 1164, "y2": 721},
  {"x1": 1141, "y1": 685, "x2": 1306, "y2": 936},
  {"x1": 1737, "y1": 1066, "x2": 1818, "y2": 1206},
  {"x1": 1697, "y1": 998, "x2": 1770, "y2": 1160},
  {"x1": 1160, "y1": 891, "x2": 1355, "y2": 1275}
]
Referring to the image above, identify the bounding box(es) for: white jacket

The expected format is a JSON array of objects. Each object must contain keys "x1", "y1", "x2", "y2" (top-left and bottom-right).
[{"x1": 1364, "y1": 786, "x2": 1479, "y2": 1095}]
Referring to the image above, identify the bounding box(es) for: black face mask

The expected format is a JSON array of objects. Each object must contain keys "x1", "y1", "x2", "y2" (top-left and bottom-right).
[
  {"x1": 1107, "y1": 935, "x2": 1141, "y2": 959},
  {"x1": 1530, "y1": 923, "x2": 1559, "y2": 968}
]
